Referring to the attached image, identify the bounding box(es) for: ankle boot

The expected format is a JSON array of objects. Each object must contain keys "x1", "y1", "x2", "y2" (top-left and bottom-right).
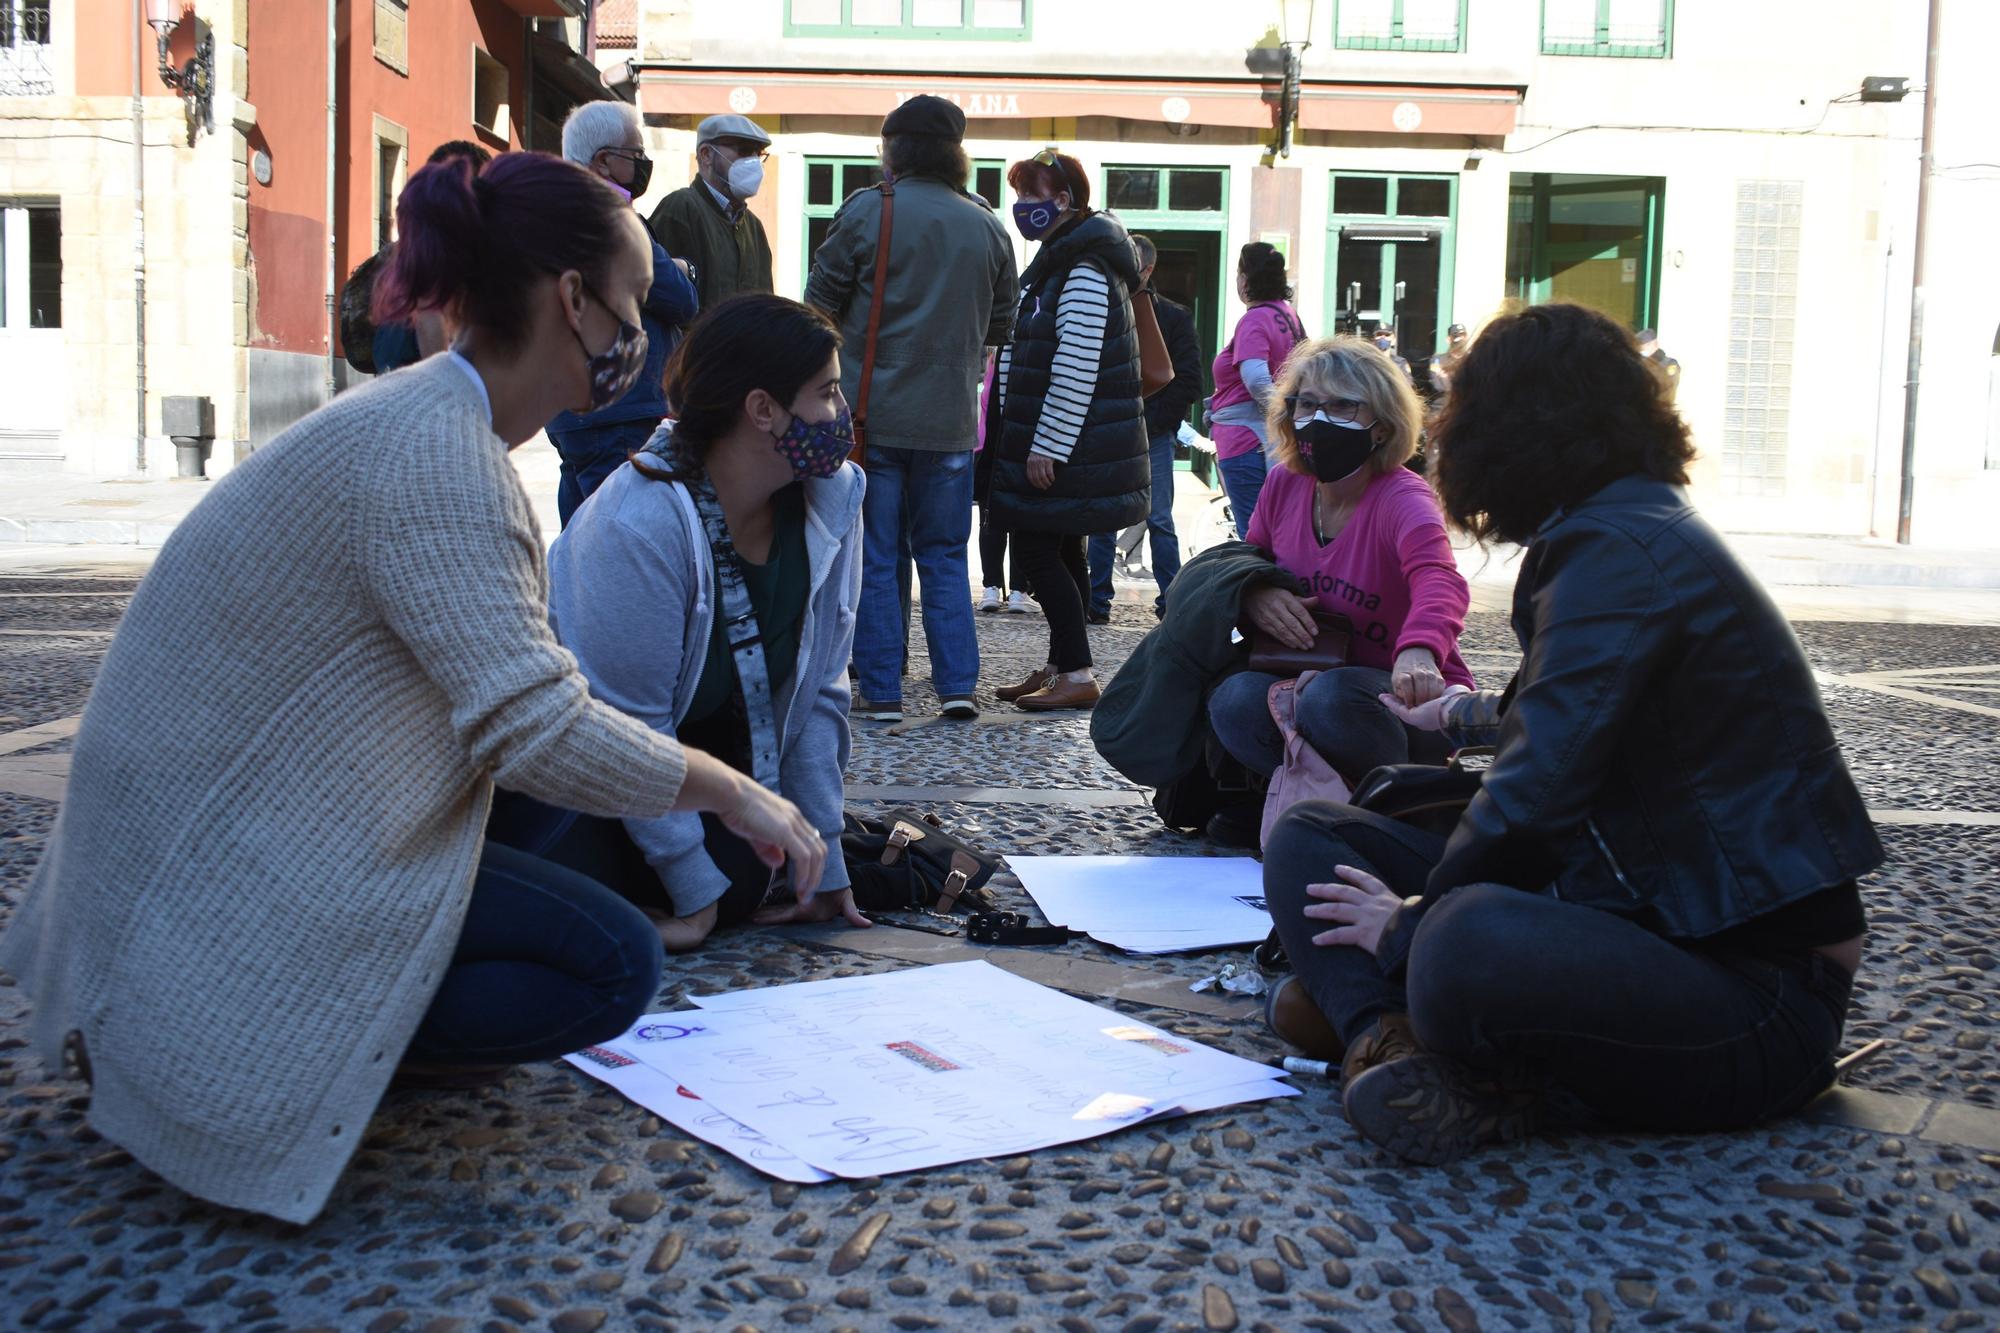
[
  {"x1": 995, "y1": 667, "x2": 1055, "y2": 702},
  {"x1": 1339, "y1": 1015, "x2": 1539, "y2": 1166},
  {"x1": 1264, "y1": 975, "x2": 1346, "y2": 1064}
]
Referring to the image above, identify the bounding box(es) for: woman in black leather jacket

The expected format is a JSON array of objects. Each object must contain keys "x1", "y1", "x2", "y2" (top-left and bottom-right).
[{"x1": 1261, "y1": 302, "x2": 1882, "y2": 1164}]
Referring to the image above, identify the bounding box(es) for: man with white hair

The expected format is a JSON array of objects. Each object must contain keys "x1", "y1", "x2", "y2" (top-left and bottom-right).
[
  {"x1": 650, "y1": 113, "x2": 776, "y2": 311},
  {"x1": 547, "y1": 99, "x2": 700, "y2": 525}
]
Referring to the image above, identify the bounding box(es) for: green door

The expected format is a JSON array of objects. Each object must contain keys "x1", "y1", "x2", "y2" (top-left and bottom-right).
[{"x1": 1324, "y1": 173, "x2": 1457, "y2": 363}]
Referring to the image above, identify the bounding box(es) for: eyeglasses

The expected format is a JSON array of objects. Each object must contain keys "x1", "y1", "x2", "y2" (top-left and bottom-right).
[
  {"x1": 602, "y1": 148, "x2": 650, "y2": 165},
  {"x1": 713, "y1": 141, "x2": 771, "y2": 162},
  {"x1": 1284, "y1": 395, "x2": 1368, "y2": 426}
]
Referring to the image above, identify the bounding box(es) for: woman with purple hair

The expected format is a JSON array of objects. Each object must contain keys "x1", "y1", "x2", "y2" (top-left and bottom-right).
[{"x1": 0, "y1": 152, "x2": 826, "y2": 1224}]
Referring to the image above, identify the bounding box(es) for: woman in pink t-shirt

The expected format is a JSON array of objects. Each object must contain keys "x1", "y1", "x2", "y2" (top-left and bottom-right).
[
  {"x1": 1207, "y1": 242, "x2": 1305, "y2": 538},
  {"x1": 1205, "y1": 338, "x2": 1473, "y2": 836}
]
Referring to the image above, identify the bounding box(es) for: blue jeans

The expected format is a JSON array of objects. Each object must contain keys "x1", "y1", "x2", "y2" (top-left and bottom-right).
[
  {"x1": 855, "y1": 446, "x2": 978, "y2": 702},
  {"x1": 405, "y1": 841, "x2": 663, "y2": 1065},
  {"x1": 1208, "y1": 666, "x2": 1448, "y2": 783},
  {"x1": 1088, "y1": 431, "x2": 1183, "y2": 615},
  {"x1": 1215, "y1": 449, "x2": 1268, "y2": 541},
  {"x1": 1262, "y1": 804, "x2": 1851, "y2": 1131},
  {"x1": 549, "y1": 419, "x2": 658, "y2": 528}
]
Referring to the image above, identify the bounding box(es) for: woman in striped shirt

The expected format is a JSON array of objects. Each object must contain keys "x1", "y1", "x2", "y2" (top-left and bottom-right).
[{"x1": 985, "y1": 150, "x2": 1152, "y2": 712}]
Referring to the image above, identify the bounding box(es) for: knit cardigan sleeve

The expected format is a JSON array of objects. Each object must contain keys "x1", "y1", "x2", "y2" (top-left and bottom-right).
[{"x1": 358, "y1": 408, "x2": 688, "y2": 817}]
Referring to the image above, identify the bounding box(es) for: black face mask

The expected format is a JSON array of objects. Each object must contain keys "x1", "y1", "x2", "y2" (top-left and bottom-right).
[
  {"x1": 626, "y1": 154, "x2": 654, "y2": 198},
  {"x1": 1296, "y1": 415, "x2": 1384, "y2": 484}
]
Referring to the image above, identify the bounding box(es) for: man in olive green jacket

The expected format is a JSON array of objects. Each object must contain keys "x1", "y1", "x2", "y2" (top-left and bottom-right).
[
  {"x1": 648, "y1": 114, "x2": 775, "y2": 310},
  {"x1": 802, "y1": 95, "x2": 1017, "y2": 722}
]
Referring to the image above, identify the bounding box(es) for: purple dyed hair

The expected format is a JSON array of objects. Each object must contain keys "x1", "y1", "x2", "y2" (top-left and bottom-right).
[{"x1": 373, "y1": 151, "x2": 633, "y2": 353}]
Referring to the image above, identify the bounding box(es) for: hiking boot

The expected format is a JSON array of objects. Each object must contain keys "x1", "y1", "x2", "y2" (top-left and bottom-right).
[
  {"x1": 994, "y1": 667, "x2": 1055, "y2": 702},
  {"x1": 1339, "y1": 1015, "x2": 1539, "y2": 1165},
  {"x1": 1264, "y1": 974, "x2": 1345, "y2": 1064}
]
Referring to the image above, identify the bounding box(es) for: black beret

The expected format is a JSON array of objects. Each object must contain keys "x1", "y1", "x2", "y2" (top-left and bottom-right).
[{"x1": 882, "y1": 94, "x2": 966, "y2": 142}]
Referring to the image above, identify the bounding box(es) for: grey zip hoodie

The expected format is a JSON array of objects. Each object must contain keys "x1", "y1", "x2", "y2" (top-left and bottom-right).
[{"x1": 546, "y1": 447, "x2": 864, "y2": 913}]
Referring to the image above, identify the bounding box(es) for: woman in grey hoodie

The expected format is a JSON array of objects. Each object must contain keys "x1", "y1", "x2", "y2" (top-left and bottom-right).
[{"x1": 491, "y1": 295, "x2": 871, "y2": 952}]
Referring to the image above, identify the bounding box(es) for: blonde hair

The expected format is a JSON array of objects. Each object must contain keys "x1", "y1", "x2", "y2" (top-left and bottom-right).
[{"x1": 1267, "y1": 337, "x2": 1424, "y2": 478}]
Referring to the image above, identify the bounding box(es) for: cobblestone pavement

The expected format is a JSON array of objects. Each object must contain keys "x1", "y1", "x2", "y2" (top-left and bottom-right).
[{"x1": 4, "y1": 562, "x2": 2000, "y2": 1332}]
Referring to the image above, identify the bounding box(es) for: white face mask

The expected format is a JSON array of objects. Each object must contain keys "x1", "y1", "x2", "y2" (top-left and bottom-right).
[{"x1": 726, "y1": 156, "x2": 765, "y2": 200}]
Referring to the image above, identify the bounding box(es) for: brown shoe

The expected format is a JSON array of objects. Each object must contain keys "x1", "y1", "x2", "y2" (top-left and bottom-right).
[
  {"x1": 1016, "y1": 676, "x2": 1100, "y2": 712},
  {"x1": 1339, "y1": 1015, "x2": 1539, "y2": 1165},
  {"x1": 995, "y1": 667, "x2": 1055, "y2": 702},
  {"x1": 1264, "y1": 975, "x2": 1345, "y2": 1064}
]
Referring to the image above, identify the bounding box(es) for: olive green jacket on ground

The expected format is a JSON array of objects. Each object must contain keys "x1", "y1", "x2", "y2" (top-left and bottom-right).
[
  {"x1": 649, "y1": 178, "x2": 774, "y2": 312},
  {"x1": 802, "y1": 176, "x2": 1017, "y2": 453}
]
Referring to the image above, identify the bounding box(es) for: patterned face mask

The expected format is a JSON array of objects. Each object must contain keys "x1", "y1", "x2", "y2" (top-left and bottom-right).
[
  {"x1": 572, "y1": 282, "x2": 649, "y2": 411},
  {"x1": 770, "y1": 406, "x2": 855, "y2": 480}
]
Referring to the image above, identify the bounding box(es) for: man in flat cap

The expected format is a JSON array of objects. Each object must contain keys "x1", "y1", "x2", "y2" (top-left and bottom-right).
[
  {"x1": 804, "y1": 94, "x2": 1018, "y2": 724},
  {"x1": 649, "y1": 113, "x2": 777, "y2": 311}
]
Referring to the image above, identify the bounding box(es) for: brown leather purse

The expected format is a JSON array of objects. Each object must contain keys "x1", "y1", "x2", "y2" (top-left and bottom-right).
[
  {"x1": 1131, "y1": 287, "x2": 1174, "y2": 399},
  {"x1": 1246, "y1": 609, "x2": 1354, "y2": 677}
]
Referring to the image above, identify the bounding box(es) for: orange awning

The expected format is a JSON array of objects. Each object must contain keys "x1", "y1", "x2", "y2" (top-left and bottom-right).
[{"x1": 637, "y1": 69, "x2": 1518, "y2": 137}]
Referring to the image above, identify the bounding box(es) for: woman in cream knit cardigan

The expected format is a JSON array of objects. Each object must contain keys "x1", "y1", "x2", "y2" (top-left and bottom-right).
[{"x1": 0, "y1": 153, "x2": 825, "y2": 1224}]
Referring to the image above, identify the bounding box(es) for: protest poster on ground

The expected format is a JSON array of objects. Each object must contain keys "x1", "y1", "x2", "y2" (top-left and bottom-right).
[
  {"x1": 566, "y1": 962, "x2": 1291, "y2": 1180},
  {"x1": 1005, "y1": 855, "x2": 1273, "y2": 953}
]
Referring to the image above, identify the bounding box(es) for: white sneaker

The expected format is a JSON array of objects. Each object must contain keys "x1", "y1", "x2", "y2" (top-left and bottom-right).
[
  {"x1": 978, "y1": 586, "x2": 1002, "y2": 614},
  {"x1": 1006, "y1": 589, "x2": 1035, "y2": 615}
]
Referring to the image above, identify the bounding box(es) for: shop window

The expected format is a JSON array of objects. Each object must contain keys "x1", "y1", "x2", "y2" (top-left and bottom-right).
[
  {"x1": 0, "y1": 0, "x2": 53, "y2": 97},
  {"x1": 1328, "y1": 173, "x2": 1457, "y2": 357},
  {"x1": 1506, "y1": 172, "x2": 1664, "y2": 330},
  {"x1": 1543, "y1": 0, "x2": 1671, "y2": 58},
  {"x1": 803, "y1": 156, "x2": 1004, "y2": 274},
  {"x1": 1335, "y1": 0, "x2": 1465, "y2": 53},
  {"x1": 0, "y1": 203, "x2": 60, "y2": 328},
  {"x1": 374, "y1": 0, "x2": 408, "y2": 74},
  {"x1": 787, "y1": 0, "x2": 1030, "y2": 40},
  {"x1": 472, "y1": 48, "x2": 511, "y2": 142},
  {"x1": 1103, "y1": 167, "x2": 1226, "y2": 217}
]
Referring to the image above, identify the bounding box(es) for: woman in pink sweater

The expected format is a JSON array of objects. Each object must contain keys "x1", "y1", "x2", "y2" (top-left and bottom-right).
[{"x1": 1206, "y1": 338, "x2": 1473, "y2": 841}]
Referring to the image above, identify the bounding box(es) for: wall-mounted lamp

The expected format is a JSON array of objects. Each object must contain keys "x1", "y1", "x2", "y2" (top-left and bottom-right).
[
  {"x1": 1275, "y1": 0, "x2": 1317, "y2": 158},
  {"x1": 145, "y1": 0, "x2": 213, "y2": 144}
]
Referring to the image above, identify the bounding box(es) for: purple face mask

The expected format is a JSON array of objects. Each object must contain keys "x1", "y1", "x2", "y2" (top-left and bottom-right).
[
  {"x1": 770, "y1": 407, "x2": 855, "y2": 480},
  {"x1": 573, "y1": 283, "x2": 649, "y2": 411}
]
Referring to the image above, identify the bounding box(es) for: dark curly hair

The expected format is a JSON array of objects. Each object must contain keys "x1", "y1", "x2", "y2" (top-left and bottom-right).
[
  {"x1": 1430, "y1": 303, "x2": 1695, "y2": 544},
  {"x1": 1239, "y1": 241, "x2": 1290, "y2": 302}
]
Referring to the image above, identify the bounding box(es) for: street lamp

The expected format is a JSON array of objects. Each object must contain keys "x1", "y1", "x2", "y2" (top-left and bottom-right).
[
  {"x1": 1276, "y1": 0, "x2": 1316, "y2": 158},
  {"x1": 144, "y1": 0, "x2": 213, "y2": 143}
]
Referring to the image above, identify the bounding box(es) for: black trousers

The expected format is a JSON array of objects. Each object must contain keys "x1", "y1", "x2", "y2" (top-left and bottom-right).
[
  {"x1": 1011, "y1": 528, "x2": 1092, "y2": 672},
  {"x1": 978, "y1": 504, "x2": 1012, "y2": 593},
  {"x1": 1262, "y1": 802, "x2": 1852, "y2": 1132}
]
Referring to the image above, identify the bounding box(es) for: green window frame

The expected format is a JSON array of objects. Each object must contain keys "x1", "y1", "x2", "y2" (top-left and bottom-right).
[
  {"x1": 1103, "y1": 165, "x2": 1232, "y2": 453},
  {"x1": 1333, "y1": 0, "x2": 1467, "y2": 53},
  {"x1": 802, "y1": 156, "x2": 1007, "y2": 276},
  {"x1": 1541, "y1": 0, "x2": 1672, "y2": 58},
  {"x1": 784, "y1": 0, "x2": 1031, "y2": 41},
  {"x1": 1324, "y1": 171, "x2": 1458, "y2": 359}
]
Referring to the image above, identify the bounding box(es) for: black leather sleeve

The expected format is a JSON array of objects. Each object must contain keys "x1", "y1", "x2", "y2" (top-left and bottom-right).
[{"x1": 1427, "y1": 520, "x2": 1674, "y2": 896}]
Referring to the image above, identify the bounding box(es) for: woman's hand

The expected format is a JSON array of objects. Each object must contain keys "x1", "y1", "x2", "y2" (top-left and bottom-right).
[
  {"x1": 1243, "y1": 586, "x2": 1319, "y2": 651},
  {"x1": 1026, "y1": 454, "x2": 1057, "y2": 490},
  {"x1": 1390, "y1": 646, "x2": 1446, "y2": 706},
  {"x1": 753, "y1": 888, "x2": 873, "y2": 931},
  {"x1": 676, "y1": 752, "x2": 827, "y2": 895},
  {"x1": 1377, "y1": 683, "x2": 1470, "y2": 733},
  {"x1": 1301, "y1": 865, "x2": 1406, "y2": 955}
]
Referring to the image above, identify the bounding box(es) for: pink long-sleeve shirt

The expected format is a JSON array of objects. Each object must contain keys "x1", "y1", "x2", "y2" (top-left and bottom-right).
[{"x1": 1247, "y1": 463, "x2": 1476, "y2": 688}]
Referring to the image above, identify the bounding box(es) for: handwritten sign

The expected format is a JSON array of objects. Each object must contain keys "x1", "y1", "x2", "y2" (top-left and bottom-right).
[{"x1": 569, "y1": 963, "x2": 1292, "y2": 1180}]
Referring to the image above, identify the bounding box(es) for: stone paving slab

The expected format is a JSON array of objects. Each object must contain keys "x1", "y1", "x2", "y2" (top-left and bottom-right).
[{"x1": 6, "y1": 567, "x2": 2000, "y2": 1331}]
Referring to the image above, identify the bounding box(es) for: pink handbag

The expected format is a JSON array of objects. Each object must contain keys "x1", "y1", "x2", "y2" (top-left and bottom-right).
[{"x1": 1259, "y1": 671, "x2": 1353, "y2": 848}]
